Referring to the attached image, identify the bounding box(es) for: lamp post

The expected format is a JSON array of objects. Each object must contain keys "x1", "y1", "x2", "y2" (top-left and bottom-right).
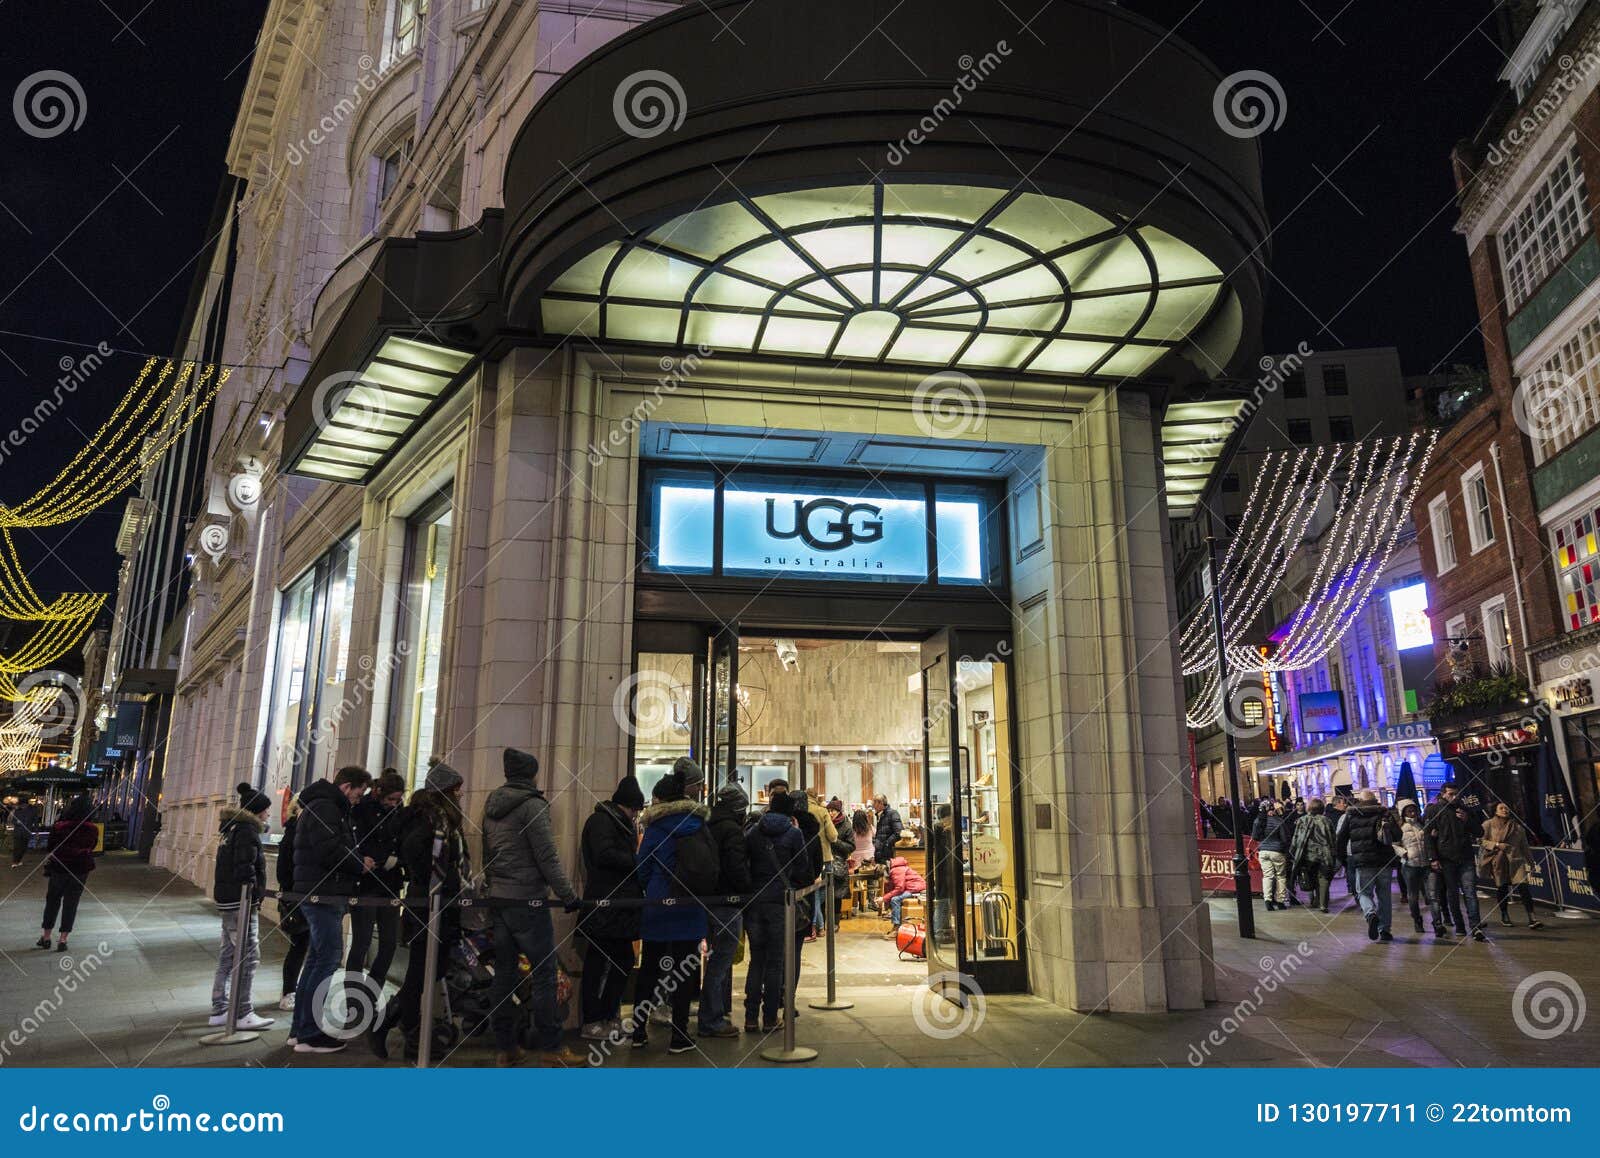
[{"x1": 1206, "y1": 531, "x2": 1255, "y2": 939}]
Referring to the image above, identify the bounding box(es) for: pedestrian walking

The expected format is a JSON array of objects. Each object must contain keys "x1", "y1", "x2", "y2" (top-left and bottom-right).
[
  {"x1": 1479, "y1": 802, "x2": 1544, "y2": 930},
  {"x1": 1393, "y1": 799, "x2": 1442, "y2": 935},
  {"x1": 1288, "y1": 798, "x2": 1337, "y2": 912},
  {"x1": 288, "y1": 765, "x2": 373, "y2": 1053},
  {"x1": 632, "y1": 772, "x2": 712, "y2": 1054},
  {"x1": 1424, "y1": 783, "x2": 1485, "y2": 940},
  {"x1": 210, "y1": 783, "x2": 275, "y2": 1030},
  {"x1": 1251, "y1": 801, "x2": 1294, "y2": 910},
  {"x1": 37, "y1": 796, "x2": 96, "y2": 952},
  {"x1": 699, "y1": 778, "x2": 753, "y2": 1038},
  {"x1": 346, "y1": 769, "x2": 406, "y2": 989},
  {"x1": 481, "y1": 748, "x2": 584, "y2": 1068},
  {"x1": 1335, "y1": 789, "x2": 1402, "y2": 942},
  {"x1": 577, "y1": 774, "x2": 645, "y2": 1041},
  {"x1": 743, "y1": 790, "x2": 807, "y2": 1033},
  {"x1": 870, "y1": 793, "x2": 904, "y2": 863}
]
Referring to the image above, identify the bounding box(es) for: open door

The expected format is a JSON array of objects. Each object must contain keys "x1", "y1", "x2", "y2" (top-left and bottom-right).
[
  {"x1": 629, "y1": 621, "x2": 711, "y2": 801},
  {"x1": 921, "y1": 628, "x2": 1026, "y2": 999}
]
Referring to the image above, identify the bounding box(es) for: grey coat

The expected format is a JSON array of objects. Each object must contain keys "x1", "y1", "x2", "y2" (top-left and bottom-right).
[{"x1": 481, "y1": 781, "x2": 576, "y2": 902}]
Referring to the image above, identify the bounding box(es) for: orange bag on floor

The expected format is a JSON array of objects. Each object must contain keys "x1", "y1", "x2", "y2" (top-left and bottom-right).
[{"x1": 895, "y1": 921, "x2": 925, "y2": 960}]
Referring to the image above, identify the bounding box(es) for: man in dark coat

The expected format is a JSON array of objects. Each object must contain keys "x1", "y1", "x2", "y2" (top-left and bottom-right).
[
  {"x1": 871, "y1": 793, "x2": 904, "y2": 863},
  {"x1": 699, "y1": 780, "x2": 753, "y2": 1038},
  {"x1": 1424, "y1": 782, "x2": 1485, "y2": 940},
  {"x1": 1335, "y1": 789, "x2": 1401, "y2": 942},
  {"x1": 346, "y1": 769, "x2": 406, "y2": 987},
  {"x1": 289, "y1": 765, "x2": 373, "y2": 1052},
  {"x1": 743, "y1": 790, "x2": 809, "y2": 1032},
  {"x1": 578, "y1": 774, "x2": 645, "y2": 1039}
]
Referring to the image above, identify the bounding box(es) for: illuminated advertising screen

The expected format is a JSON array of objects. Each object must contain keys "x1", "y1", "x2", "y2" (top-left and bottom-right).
[
  {"x1": 1387, "y1": 582, "x2": 1433, "y2": 651},
  {"x1": 1299, "y1": 690, "x2": 1346, "y2": 735}
]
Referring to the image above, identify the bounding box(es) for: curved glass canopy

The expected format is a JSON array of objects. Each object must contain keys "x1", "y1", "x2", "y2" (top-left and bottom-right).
[{"x1": 539, "y1": 183, "x2": 1232, "y2": 378}]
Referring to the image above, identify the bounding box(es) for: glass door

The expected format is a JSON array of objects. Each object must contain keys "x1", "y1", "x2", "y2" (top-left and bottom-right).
[
  {"x1": 629, "y1": 622, "x2": 710, "y2": 802},
  {"x1": 708, "y1": 624, "x2": 747, "y2": 801},
  {"x1": 921, "y1": 627, "x2": 1026, "y2": 996}
]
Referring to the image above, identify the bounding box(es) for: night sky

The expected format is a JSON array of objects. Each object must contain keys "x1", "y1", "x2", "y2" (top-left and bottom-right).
[{"x1": 0, "y1": 1, "x2": 1505, "y2": 600}]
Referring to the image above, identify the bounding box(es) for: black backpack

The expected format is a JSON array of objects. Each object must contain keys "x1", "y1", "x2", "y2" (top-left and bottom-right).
[{"x1": 672, "y1": 825, "x2": 720, "y2": 898}]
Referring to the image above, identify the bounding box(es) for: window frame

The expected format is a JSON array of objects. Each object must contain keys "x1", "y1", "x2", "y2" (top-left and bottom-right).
[
  {"x1": 1428, "y1": 492, "x2": 1457, "y2": 574},
  {"x1": 1480, "y1": 594, "x2": 1513, "y2": 670},
  {"x1": 1499, "y1": 139, "x2": 1590, "y2": 313},
  {"x1": 1461, "y1": 462, "x2": 1496, "y2": 553}
]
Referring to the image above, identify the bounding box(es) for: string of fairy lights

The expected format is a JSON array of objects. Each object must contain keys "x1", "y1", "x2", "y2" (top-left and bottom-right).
[
  {"x1": 1182, "y1": 432, "x2": 1438, "y2": 730},
  {"x1": 0, "y1": 356, "x2": 228, "y2": 766}
]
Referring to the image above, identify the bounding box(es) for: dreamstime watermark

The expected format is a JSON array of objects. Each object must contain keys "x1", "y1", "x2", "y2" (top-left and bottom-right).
[
  {"x1": 1512, "y1": 970, "x2": 1586, "y2": 1040},
  {"x1": 1186, "y1": 942, "x2": 1313, "y2": 1065},
  {"x1": 912, "y1": 370, "x2": 987, "y2": 439},
  {"x1": 912, "y1": 971, "x2": 986, "y2": 1039},
  {"x1": 1511, "y1": 368, "x2": 1592, "y2": 456},
  {"x1": 613, "y1": 669, "x2": 690, "y2": 738},
  {"x1": 885, "y1": 43, "x2": 1012, "y2": 166},
  {"x1": 16, "y1": 1095, "x2": 283, "y2": 1134},
  {"x1": 0, "y1": 345, "x2": 112, "y2": 470},
  {"x1": 586, "y1": 345, "x2": 713, "y2": 465},
  {"x1": 1216, "y1": 668, "x2": 1271, "y2": 741},
  {"x1": 1182, "y1": 341, "x2": 1314, "y2": 466},
  {"x1": 0, "y1": 943, "x2": 113, "y2": 1066},
  {"x1": 586, "y1": 949, "x2": 701, "y2": 1065},
  {"x1": 311, "y1": 369, "x2": 390, "y2": 440},
  {"x1": 13, "y1": 670, "x2": 84, "y2": 742},
  {"x1": 309, "y1": 968, "x2": 385, "y2": 1040},
  {"x1": 1211, "y1": 70, "x2": 1286, "y2": 140},
  {"x1": 612, "y1": 70, "x2": 687, "y2": 139},
  {"x1": 307, "y1": 641, "x2": 410, "y2": 751},
  {"x1": 12, "y1": 70, "x2": 86, "y2": 139},
  {"x1": 1485, "y1": 48, "x2": 1600, "y2": 167},
  {"x1": 285, "y1": 54, "x2": 400, "y2": 166}
]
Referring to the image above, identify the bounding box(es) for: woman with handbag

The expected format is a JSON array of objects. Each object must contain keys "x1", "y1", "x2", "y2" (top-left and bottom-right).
[{"x1": 1478, "y1": 802, "x2": 1544, "y2": 929}]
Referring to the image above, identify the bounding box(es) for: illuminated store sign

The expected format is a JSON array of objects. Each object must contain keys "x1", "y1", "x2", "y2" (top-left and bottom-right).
[
  {"x1": 1299, "y1": 690, "x2": 1347, "y2": 734},
  {"x1": 649, "y1": 473, "x2": 991, "y2": 585},
  {"x1": 1387, "y1": 582, "x2": 1433, "y2": 651}
]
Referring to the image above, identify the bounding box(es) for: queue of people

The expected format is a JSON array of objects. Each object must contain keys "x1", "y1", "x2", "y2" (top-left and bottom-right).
[{"x1": 1238, "y1": 782, "x2": 1550, "y2": 946}]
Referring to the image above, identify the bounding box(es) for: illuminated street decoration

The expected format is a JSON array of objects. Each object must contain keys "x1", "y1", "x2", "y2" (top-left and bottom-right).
[
  {"x1": 540, "y1": 183, "x2": 1234, "y2": 379},
  {"x1": 1183, "y1": 433, "x2": 1437, "y2": 728},
  {"x1": 0, "y1": 358, "x2": 229, "y2": 529}
]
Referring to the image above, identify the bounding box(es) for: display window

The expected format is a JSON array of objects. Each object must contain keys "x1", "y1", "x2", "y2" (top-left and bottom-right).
[
  {"x1": 258, "y1": 532, "x2": 360, "y2": 796},
  {"x1": 387, "y1": 496, "x2": 453, "y2": 787}
]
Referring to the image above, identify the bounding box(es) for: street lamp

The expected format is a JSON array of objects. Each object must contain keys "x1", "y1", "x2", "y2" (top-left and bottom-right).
[{"x1": 1205, "y1": 531, "x2": 1256, "y2": 939}]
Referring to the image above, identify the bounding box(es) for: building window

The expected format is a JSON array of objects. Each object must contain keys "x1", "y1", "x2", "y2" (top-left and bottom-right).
[
  {"x1": 388, "y1": 497, "x2": 454, "y2": 786},
  {"x1": 1530, "y1": 309, "x2": 1600, "y2": 464},
  {"x1": 1240, "y1": 697, "x2": 1265, "y2": 727},
  {"x1": 1328, "y1": 415, "x2": 1354, "y2": 442},
  {"x1": 258, "y1": 533, "x2": 360, "y2": 794},
  {"x1": 1552, "y1": 502, "x2": 1600, "y2": 631},
  {"x1": 1499, "y1": 141, "x2": 1589, "y2": 313},
  {"x1": 1429, "y1": 492, "x2": 1457, "y2": 573},
  {"x1": 1322, "y1": 364, "x2": 1349, "y2": 395},
  {"x1": 1481, "y1": 595, "x2": 1513, "y2": 670},
  {"x1": 1445, "y1": 613, "x2": 1468, "y2": 651},
  {"x1": 1462, "y1": 463, "x2": 1496, "y2": 552},
  {"x1": 1282, "y1": 370, "x2": 1306, "y2": 399},
  {"x1": 1287, "y1": 418, "x2": 1313, "y2": 445},
  {"x1": 385, "y1": 0, "x2": 425, "y2": 64}
]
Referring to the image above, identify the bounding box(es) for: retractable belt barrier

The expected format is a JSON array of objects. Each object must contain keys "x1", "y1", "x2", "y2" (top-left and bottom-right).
[{"x1": 261, "y1": 878, "x2": 844, "y2": 1068}]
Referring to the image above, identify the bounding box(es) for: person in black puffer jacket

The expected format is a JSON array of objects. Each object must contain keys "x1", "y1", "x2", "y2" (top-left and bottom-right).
[
  {"x1": 347, "y1": 769, "x2": 406, "y2": 987},
  {"x1": 1251, "y1": 802, "x2": 1295, "y2": 911},
  {"x1": 699, "y1": 780, "x2": 753, "y2": 1038},
  {"x1": 743, "y1": 792, "x2": 809, "y2": 1031},
  {"x1": 577, "y1": 775, "x2": 645, "y2": 1039},
  {"x1": 275, "y1": 798, "x2": 309, "y2": 1011},
  {"x1": 209, "y1": 784, "x2": 274, "y2": 1030},
  {"x1": 1424, "y1": 782, "x2": 1485, "y2": 939},
  {"x1": 1335, "y1": 790, "x2": 1402, "y2": 942}
]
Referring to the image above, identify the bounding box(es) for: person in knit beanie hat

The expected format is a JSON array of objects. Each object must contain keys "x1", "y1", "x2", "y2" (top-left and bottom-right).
[
  {"x1": 424, "y1": 757, "x2": 465, "y2": 795},
  {"x1": 671, "y1": 756, "x2": 703, "y2": 800},
  {"x1": 612, "y1": 775, "x2": 645, "y2": 811},
  {"x1": 208, "y1": 783, "x2": 274, "y2": 1031}
]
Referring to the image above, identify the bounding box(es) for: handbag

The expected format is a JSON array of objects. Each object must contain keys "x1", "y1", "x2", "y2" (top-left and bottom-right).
[{"x1": 895, "y1": 921, "x2": 926, "y2": 960}]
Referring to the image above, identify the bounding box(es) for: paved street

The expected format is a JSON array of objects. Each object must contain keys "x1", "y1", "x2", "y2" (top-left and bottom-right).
[{"x1": 2, "y1": 853, "x2": 1595, "y2": 1069}]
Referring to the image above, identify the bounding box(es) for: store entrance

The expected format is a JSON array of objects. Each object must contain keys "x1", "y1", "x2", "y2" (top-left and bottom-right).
[{"x1": 629, "y1": 621, "x2": 1026, "y2": 997}]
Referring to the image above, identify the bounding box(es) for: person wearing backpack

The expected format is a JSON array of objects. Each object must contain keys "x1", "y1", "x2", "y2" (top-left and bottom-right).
[
  {"x1": 743, "y1": 790, "x2": 808, "y2": 1032},
  {"x1": 632, "y1": 772, "x2": 712, "y2": 1053}
]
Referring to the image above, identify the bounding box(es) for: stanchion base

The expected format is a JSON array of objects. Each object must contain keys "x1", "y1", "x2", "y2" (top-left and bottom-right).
[
  {"x1": 808, "y1": 999, "x2": 855, "y2": 1011},
  {"x1": 198, "y1": 1030, "x2": 261, "y2": 1046},
  {"x1": 759, "y1": 1044, "x2": 819, "y2": 1063}
]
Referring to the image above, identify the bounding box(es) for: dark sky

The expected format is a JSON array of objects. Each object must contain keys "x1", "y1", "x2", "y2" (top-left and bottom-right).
[{"x1": 0, "y1": 1, "x2": 1505, "y2": 600}]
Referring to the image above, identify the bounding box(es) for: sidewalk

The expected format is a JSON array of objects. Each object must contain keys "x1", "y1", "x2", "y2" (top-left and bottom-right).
[{"x1": 2, "y1": 854, "x2": 1595, "y2": 1068}]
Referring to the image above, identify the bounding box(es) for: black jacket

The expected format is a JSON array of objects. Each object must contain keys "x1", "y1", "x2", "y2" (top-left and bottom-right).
[
  {"x1": 708, "y1": 794, "x2": 753, "y2": 895},
  {"x1": 395, "y1": 796, "x2": 466, "y2": 902},
  {"x1": 350, "y1": 797, "x2": 404, "y2": 895},
  {"x1": 872, "y1": 806, "x2": 904, "y2": 862},
  {"x1": 793, "y1": 804, "x2": 823, "y2": 884},
  {"x1": 1252, "y1": 811, "x2": 1295, "y2": 855},
  {"x1": 1336, "y1": 803, "x2": 1400, "y2": 869},
  {"x1": 213, "y1": 808, "x2": 267, "y2": 909},
  {"x1": 292, "y1": 779, "x2": 364, "y2": 895},
  {"x1": 745, "y1": 812, "x2": 810, "y2": 902},
  {"x1": 275, "y1": 815, "x2": 297, "y2": 893},
  {"x1": 1423, "y1": 799, "x2": 1480, "y2": 863},
  {"x1": 578, "y1": 800, "x2": 641, "y2": 940}
]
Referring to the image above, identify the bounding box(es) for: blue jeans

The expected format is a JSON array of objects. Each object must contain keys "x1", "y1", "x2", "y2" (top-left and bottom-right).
[
  {"x1": 888, "y1": 892, "x2": 922, "y2": 926},
  {"x1": 1436, "y1": 859, "x2": 1481, "y2": 932},
  {"x1": 491, "y1": 906, "x2": 561, "y2": 1051},
  {"x1": 699, "y1": 908, "x2": 742, "y2": 1031},
  {"x1": 290, "y1": 901, "x2": 345, "y2": 1040},
  {"x1": 1351, "y1": 864, "x2": 1393, "y2": 934},
  {"x1": 743, "y1": 904, "x2": 786, "y2": 1026}
]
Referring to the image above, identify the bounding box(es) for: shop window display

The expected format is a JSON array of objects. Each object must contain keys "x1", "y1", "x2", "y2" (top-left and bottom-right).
[{"x1": 388, "y1": 501, "x2": 453, "y2": 786}]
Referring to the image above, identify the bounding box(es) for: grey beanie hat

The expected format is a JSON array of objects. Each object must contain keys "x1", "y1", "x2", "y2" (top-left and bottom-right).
[{"x1": 425, "y1": 758, "x2": 464, "y2": 793}]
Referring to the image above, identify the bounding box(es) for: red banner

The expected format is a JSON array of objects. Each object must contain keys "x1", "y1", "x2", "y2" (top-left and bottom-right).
[{"x1": 1198, "y1": 838, "x2": 1262, "y2": 894}]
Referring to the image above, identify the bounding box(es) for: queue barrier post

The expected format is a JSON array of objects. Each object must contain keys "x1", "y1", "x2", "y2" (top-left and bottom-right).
[
  {"x1": 199, "y1": 883, "x2": 261, "y2": 1046},
  {"x1": 415, "y1": 837, "x2": 445, "y2": 1069},
  {"x1": 809, "y1": 872, "x2": 853, "y2": 1012},
  {"x1": 761, "y1": 884, "x2": 819, "y2": 1063}
]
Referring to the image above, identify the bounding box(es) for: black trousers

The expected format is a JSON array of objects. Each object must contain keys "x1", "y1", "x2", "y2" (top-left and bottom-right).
[
  {"x1": 42, "y1": 873, "x2": 84, "y2": 934},
  {"x1": 632, "y1": 940, "x2": 698, "y2": 1045},
  {"x1": 1496, "y1": 882, "x2": 1537, "y2": 922},
  {"x1": 280, "y1": 922, "x2": 310, "y2": 995},
  {"x1": 347, "y1": 903, "x2": 400, "y2": 984},
  {"x1": 395, "y1": 910, "x2": 458, "y2": 1035},
  {"x1": 580, "y1": 936, "x2": 636, "y2": 1025}
]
